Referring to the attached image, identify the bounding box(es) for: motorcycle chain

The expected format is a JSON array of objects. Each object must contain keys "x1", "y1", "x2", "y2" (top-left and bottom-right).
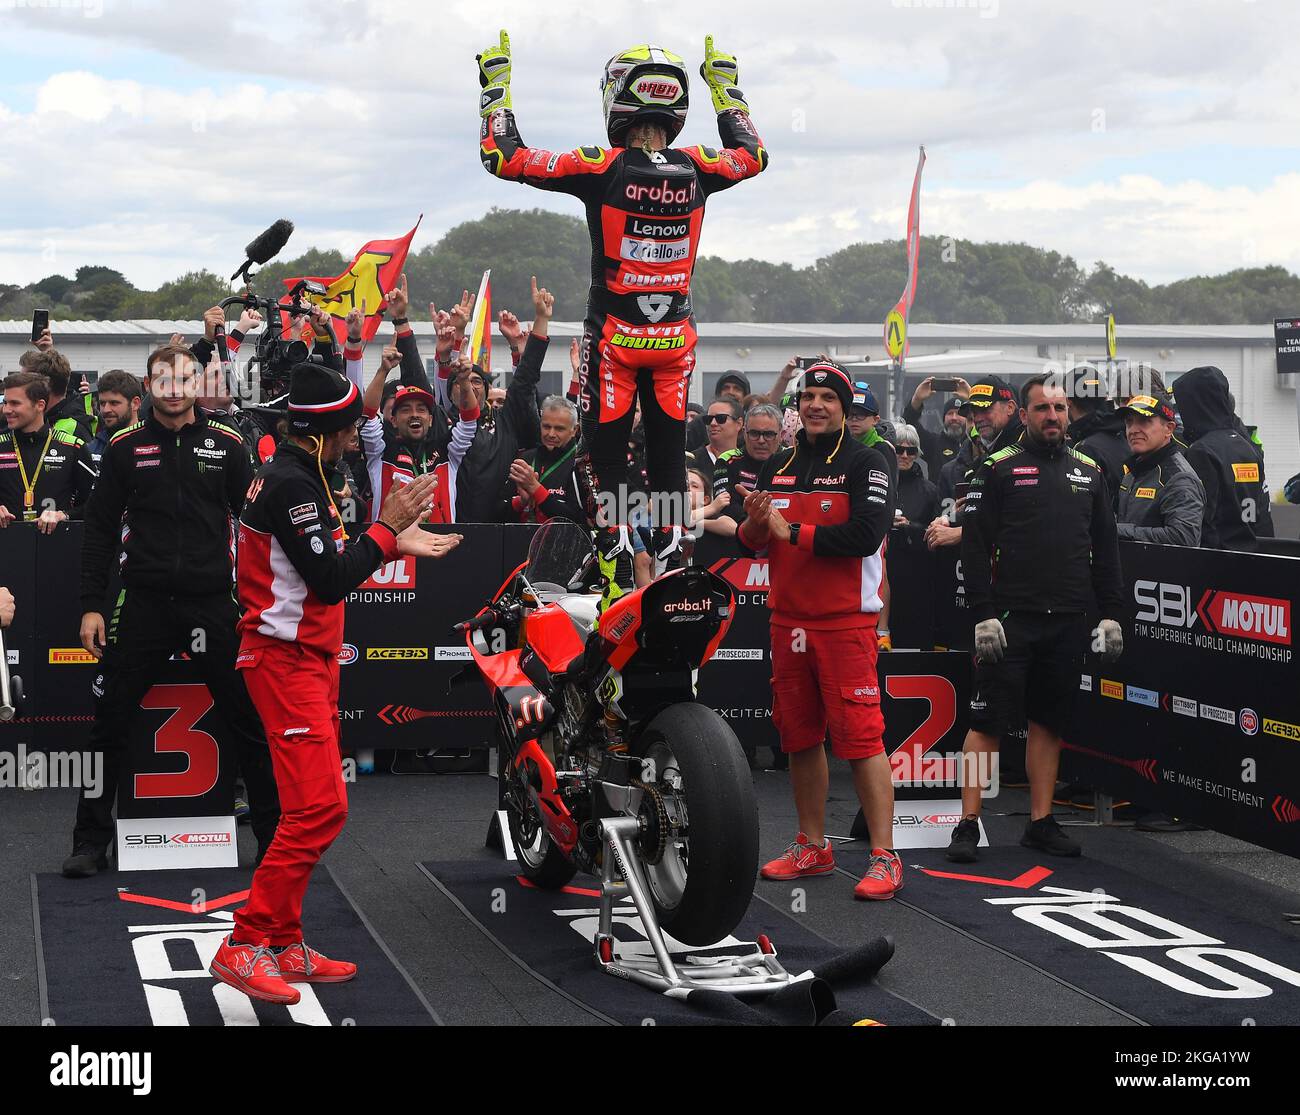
[{"x1": 631, "y1": 778, "x2": 669, "y2": 864}]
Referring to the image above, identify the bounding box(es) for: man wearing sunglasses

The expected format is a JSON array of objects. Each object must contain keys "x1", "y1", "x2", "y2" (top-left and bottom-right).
[
  {"x1": 712, "y1": 402, "x2": 783, "y2": 535},
  {"x1": 690, "y1": 396, "x2": 743, "y2": 484}
]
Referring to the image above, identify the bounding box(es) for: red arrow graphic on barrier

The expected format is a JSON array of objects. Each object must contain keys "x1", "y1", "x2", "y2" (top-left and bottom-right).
[{"x1": 917, "y1": 865, "x2": 1053, "y2": 889}]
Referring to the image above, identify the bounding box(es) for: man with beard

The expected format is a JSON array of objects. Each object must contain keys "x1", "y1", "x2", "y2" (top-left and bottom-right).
[
  {"x1": 947, "y1": 374, "x2": 1124, "y2": 863},
  {"x1": 87, "y1": 371, "x2": 142, "y2": 467},
  {"x1": 710, "y1": 402, "x2": 782, "y2": 536},
  {"x1": 903, "y1": 377, "x2": 971, "y2": 478}
]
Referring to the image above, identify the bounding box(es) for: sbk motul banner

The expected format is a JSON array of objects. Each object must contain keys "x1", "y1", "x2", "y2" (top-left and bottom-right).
[
  {"x1": 116, "y1": 815, "x2": 238, "y2": 871},
  {"x1": 1065, "y1": 541, "x2": 1300, "y2": 857}
]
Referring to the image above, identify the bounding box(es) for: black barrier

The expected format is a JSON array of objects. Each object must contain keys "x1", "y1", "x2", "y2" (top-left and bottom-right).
[{"x1": 1065, "y1": 541, "x2": 1300, "y2": 858}]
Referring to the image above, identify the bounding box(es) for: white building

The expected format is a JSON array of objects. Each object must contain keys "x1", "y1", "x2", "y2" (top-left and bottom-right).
[{"x1": 3, "y1": 317, "x2": 1296, "y2": 488}]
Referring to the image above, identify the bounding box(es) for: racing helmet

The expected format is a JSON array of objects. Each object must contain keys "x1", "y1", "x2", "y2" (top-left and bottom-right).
[{"x1": 600, "y1": 44, "x2": 689, "y2": 147}]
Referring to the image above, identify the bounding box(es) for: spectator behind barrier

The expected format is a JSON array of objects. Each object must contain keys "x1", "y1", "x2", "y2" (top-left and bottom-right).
[
  {"x1": 0, "y1": 371, "x2": 96, "y2": 532},
  {"x1": 710, "y1": 402, "x2": 782, "y2": 537},
  {"x1": 1114, "y1": 390, "x2": 1205, "y2": 547},
  {"x1": 888, "y1": 423, "x2": 940, "y2": 650},
  {"x1": 687, "y1": 466, "x2": 733, "y2": 538},
  {"x1": 691, "y1": 395, "x2": 742, "y2": 481},
  {"x1": 1063, "y1": 364, "x2": 1127, "y2": 507},
  {"x1": 505, "y1": 394, "x2": 582, "y2": 523},
  {"x1": 88, "y1": 370, "x2": 143, "y2": 466},
  {"x1": 903, "y1": 375, "x2": 972, "y2": 479},
  {"x1": 1174, "y1": 366, "x2": 1275, "y2": 551},
  {"x1": 23, "y1": 346, "x2": 96, "y2": 443}
]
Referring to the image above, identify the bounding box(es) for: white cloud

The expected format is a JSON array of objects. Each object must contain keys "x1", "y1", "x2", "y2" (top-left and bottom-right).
[{"x1": 0, "y1": 0, "x2": 1296, "y2": 290}]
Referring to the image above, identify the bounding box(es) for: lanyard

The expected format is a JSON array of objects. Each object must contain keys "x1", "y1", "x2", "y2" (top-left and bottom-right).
[
  {"x1": 15, "y1": 429, "x2": 53, "y2": 514},
  {"x1": 538, "y1": 443, "x2": 576, "y2": 484}
]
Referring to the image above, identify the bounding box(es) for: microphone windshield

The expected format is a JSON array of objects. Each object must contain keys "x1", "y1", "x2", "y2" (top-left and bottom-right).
[{"x1": 244, "y1": 219, "x2": 295, "y2": 266}]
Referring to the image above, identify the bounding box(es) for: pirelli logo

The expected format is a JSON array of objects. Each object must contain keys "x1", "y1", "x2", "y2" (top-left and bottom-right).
[
  {"x1": 365, "y1": 647, "x2": 429, "y2": 661},
  {"x1": 1135, "y1": 487, "x2": 1156, "y2": 499},
  {"x1": 609, "y1": 333, "x2": 686, "y2": 350},
  {"x1": 1100, "y1": 679, "x2": 1124, "y2": 700},
  {"x1": 1263, "y1": 718, "x2": 1300, "y2": 742},
  {"x1": 1232, "y1": 462, "x2": 1260, "y2": 484},
  {"x1": 49, "y1": 648, "x2": 97, "y2": 665}
]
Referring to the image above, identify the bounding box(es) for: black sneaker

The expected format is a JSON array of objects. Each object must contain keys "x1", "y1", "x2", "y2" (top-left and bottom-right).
[
  {"x1": 61, "y1": 844, "x2": 108, "y2": 878},
  {"x1": 1020, "y1": 815, "x2": 1081, "y2": 857},
  {"x1": 946, "y1": 817, "x2": 981, "y2": 863},
  {"x1": 1134, "y1": 812, "x2": 1205, "y2": 834}
]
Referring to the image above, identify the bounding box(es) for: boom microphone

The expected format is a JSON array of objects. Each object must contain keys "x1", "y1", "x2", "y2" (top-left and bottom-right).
[{"x1": 230, "y1": 218, "x2": 295, "y2": 283}]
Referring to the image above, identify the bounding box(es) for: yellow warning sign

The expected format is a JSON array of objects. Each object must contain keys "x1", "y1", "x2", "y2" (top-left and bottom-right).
[
  {"x1": 1105, "y1": 313, "x2": 1117, "y2": 359},
  {"x1": 885, "y1": 310, "x2": 907, "y2": 361}
]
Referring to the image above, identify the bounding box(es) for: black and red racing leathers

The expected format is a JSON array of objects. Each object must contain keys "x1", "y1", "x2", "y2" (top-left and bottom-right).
[{"x1": 480, "y1": 104, "x2": 767, "y2": 525}]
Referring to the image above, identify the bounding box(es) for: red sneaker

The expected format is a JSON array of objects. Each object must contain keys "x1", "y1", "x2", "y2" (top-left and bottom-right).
[
  {"x1": 209, "y1": 936, "x2": 301, "y2": 1004},
  {"x1": 276, "y1": 941, "x2": 357, "y2": 983},
  {"x1": 760, "y1": 832, "x2": 836, "y2": 880},
  {"x1": 854, "y1": 849, "x2": 904, "y2": 901}
]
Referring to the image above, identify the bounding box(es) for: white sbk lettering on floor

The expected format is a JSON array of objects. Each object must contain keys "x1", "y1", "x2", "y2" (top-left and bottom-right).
[
  {"x1": 129, "y1": 911, "x2": 332, "y2": 1025},
  {"x1": 986, "y1": 887, "x2": 1300, "y2": 998}
]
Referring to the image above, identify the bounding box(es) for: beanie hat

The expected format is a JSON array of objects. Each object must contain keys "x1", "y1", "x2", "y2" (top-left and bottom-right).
[
  {"x1": 801, "y1": 361, "x2": 854, "y2": 415},
  {"x1": 287, "y1": 361, "x2": 362, "y2": 434}
]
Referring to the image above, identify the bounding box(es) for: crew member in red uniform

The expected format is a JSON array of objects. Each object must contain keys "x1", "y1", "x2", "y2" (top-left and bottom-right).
[
  {"x1": 737, "y1": 362, "x2": 902, "y2": 900},
  {"x1": 478, "y1": 31, "x2": 767, "y2": 593},
  {"x1": 209, "y1": 360, "x2": 461, "y2": 1005}
]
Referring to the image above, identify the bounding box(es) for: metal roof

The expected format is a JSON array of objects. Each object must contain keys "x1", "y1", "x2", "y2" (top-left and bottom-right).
[{"x1": 0, "y1": 320, "x2": 1277, "y2": 342}]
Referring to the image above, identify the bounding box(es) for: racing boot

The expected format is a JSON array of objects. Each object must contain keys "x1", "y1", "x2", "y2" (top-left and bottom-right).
[
  {"x1": 652, "y1": 524, "x2": 693, "y2": 578},
  {"x1": 595, "y1": 525, "x2": 635, "y2": 613}
]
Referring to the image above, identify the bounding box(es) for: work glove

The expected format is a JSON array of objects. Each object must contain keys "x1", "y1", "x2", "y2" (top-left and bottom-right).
[
  {"x1": 477, "y1": 29, "x2": 513, "y2": 117},
  {"x1": 1095, "y1": 618, "x2": 1124, "y2": 662},
  {"x1": 974, "y1": 618, "x2": 1007, "y2": 664},
  {"x1": 700, "y1": 35, "x2": 749, "y2": 114}
]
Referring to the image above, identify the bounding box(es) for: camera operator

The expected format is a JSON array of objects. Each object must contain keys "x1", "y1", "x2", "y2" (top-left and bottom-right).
[
  {"x1": 947, "y1": 374, "x2": 1125, "y2": 863},
  {"x1": 63, "y1": 343, "x2": 280, "y2": 878},
  {"x1": 0, "y1": 372, "x2": 97, "y2": 533}
]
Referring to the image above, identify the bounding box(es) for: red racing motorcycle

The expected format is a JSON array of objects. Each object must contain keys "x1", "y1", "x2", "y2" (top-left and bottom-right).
[{"x1": 458, "y1": 520, "x2": 758, "y2": 948}]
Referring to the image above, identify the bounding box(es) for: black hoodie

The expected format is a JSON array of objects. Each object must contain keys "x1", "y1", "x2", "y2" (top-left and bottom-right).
[
  {"x1": 1068, "y1": 406, "x2": 1128, "y2": 508},
  {"x1": 1174, "y1": 366, "x2": 1274, "y2": 551}
]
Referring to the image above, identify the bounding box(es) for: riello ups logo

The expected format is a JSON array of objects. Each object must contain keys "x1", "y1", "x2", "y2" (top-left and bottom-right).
[{"x1": 1132, "y1": 580, "x2": 1293, "y2": 664}]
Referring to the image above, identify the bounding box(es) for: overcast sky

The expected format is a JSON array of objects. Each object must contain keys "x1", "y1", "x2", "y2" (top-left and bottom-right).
[{"x1": 1, "y1": 0, "x2": 1297, "y2": 291}]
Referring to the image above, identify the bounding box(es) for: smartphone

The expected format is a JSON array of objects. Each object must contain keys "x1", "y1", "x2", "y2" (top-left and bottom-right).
[
  {"x1": 31, "y1": 308, "x2": 49, "y2": 344},
  {"x1": 930, "y1": 377, "x2": 960, "y2": 392},
  {"x1": 795, "y1": 356, "x2": 821, "y2": 370}
]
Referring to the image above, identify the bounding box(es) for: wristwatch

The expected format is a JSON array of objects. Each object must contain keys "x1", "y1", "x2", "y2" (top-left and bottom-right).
[{"x1": 788, "y1": 522, "x2": 801, "y2": 547}]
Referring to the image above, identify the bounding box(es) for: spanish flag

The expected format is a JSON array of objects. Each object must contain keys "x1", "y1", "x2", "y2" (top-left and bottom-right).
[
  {"x1": 466, "y1": 269, "x2": 492, "y2": 371},
  {"x1": 282, "y1": 218, "x2": 422, "y2": 342}
]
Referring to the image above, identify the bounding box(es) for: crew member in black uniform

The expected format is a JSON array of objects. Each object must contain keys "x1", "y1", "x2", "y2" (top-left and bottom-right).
[
  {"x1": 63, "y1": 343, "x2": 280, "y2": 878},
  {"x1": 0, "y1": 372, "x2": 96, "y2": 533},
  {"x1": 948, "y1": 373, "x2": 1125, "y2": 863}
]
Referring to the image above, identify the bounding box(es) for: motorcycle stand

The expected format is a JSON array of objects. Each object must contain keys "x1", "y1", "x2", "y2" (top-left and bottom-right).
[{"x1": 593, "y1": 816, "x2": 798, "y2": 998}]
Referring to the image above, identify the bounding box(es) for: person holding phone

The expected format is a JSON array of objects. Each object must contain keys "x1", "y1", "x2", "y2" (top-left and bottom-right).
[{"x1": 903, "y1": 375, "x2": 972, "y2": 478}]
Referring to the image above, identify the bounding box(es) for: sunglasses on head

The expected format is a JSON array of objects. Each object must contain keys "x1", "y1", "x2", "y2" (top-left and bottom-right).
[{"x1": 704, "y1": 413, "x2": 734, "y2": 425}]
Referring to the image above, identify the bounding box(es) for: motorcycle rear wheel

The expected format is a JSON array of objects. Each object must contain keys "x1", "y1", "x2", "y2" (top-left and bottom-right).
[{"x1": 631, "y1": 702, "x2": 758, "y2": 945}]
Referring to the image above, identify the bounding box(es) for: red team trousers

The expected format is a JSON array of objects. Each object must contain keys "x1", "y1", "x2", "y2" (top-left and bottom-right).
[{"x1": 233, "y1": 640, "x2": 345, "y2": 946}]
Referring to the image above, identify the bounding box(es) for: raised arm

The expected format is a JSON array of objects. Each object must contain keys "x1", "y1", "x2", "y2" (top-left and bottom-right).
[{"x1": 684, "y1": 36, "x2": 768, "y2": 194}]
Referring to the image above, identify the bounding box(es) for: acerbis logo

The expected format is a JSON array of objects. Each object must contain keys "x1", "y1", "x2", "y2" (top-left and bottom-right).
[
  {"x1": 338, "y1": 644, "x2": 358, "y2": 666},
  {"x1": 365, "y1": 647, "x2": 428, "y2": 661},
  {"x1": 1263, "y1": 718, "x2": 1300, "y2": 742},
  {"x1": 1239, "y1": 707, "x2": 1260, "y2": 736}
]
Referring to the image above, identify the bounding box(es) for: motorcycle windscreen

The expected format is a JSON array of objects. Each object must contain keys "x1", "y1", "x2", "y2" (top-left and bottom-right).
[
  {"x1": 634, "y1": 569, "x2": 732, "y2": 668},
  {"x1": 525, "y1": 519, "x2": 593, "y2": 595}
]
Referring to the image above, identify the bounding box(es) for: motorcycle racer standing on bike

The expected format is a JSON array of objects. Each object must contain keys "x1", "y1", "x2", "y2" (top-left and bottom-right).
[{"x1": 478, "y1": 31, "x2": 768, "y2": 605}]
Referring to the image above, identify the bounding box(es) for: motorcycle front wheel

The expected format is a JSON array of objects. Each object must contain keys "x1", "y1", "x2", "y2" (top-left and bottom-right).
[
  {"x1": 630, "y1": 702, "x2": 758, "y2": 946},
  {"x1": 505, "y1": 757, "x2": 577, "y2": 890}
]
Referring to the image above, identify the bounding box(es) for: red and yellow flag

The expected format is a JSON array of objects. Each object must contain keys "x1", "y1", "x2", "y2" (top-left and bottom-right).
[
  {"x1": 884, "y1": 147, "x2": 925, "y2": 366},
  {"x1": 466, "y1": 269, "x2": 492, "y2": 371},
  {"x1": 282, "y1": 218, "x2": 421, "y2": 342}
]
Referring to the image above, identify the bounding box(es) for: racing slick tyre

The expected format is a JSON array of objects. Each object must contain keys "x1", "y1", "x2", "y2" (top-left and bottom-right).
[{"x1": 632, "y1": 702, "x2": 759, "y2": 945}]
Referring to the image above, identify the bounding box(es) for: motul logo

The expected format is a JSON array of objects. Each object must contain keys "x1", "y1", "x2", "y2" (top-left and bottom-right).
[
  {"x1": 362, "y1": 558, "x2": 416, "y2": 590},
  {"x1": 1209, "y1": 592, "x2": 1290, "y2": 644},
  {"x1": 173, "y1": 832, "x2": 232, "y2": 845}
]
